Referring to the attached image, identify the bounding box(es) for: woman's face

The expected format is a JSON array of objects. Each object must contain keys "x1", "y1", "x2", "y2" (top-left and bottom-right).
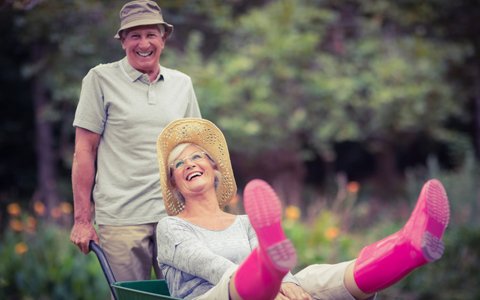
[{"x1": 171, "y1": 145, "x2": 216, "y2": 199}]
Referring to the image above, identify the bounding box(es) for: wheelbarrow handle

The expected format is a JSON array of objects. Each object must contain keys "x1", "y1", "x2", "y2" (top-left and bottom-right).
[{"x1": 89, "y1": 240, "x2": 118, "y2": 300}]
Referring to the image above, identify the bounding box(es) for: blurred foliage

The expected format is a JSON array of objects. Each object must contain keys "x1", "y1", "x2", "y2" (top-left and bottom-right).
[
  {"x1": 393, "y1": 226, "x2": 480, "y2": 300},
  {"x1": 168, "y1": 0, "x2": 469, "y2": 159},
  {"x1": 284, "y1": 210, "x2": 358, "y2": 268},
  {"x1": 0, "y1": 0, "x2": 477, "y2": 208},
  {"x1": 159, "y1": 0, "x2": 476, "y2": 201},
  {"x1": 0, "y1": 153, "x2": 478, "y2": 299},
  {"x1": 284, "y1": 152, "x2": 480, "y2": 299},
  {"x1": 406, "y1": 150, "x2": 479, "y2": 227},
  {"x1": 0, "y1": 210, "x2": 108, "y2": 300},
  {"x1": 387, "y1": 152, "x2": 480, "y2": 299},
  {"x1": 15, "y1": 0, "x2": 123, "y2": 107},
  {"x1": 1, "y1": 0, "x2": 480, "y2": 298}
]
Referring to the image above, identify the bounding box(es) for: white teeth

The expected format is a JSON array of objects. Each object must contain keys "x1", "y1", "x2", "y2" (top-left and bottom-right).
[
  {"x1": 137, "y1": 51, "x2": 152, "y2": 57},
  {"x1": 187, "y1": 172, "x2": 202, "y2": 181}
]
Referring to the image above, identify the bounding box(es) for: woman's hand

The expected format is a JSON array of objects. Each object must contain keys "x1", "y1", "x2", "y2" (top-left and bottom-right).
[{"x1": 275, "y1": 282, "x2": 312, "y2": 300}]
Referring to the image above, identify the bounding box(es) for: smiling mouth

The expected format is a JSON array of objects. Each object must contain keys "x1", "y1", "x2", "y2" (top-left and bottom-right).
[
  {"x1": 186, "y1": 172, "x2": 203, "y2": 181},
  {"x1": 137, "y1": 50, "x2": 153, "y2": 57}
]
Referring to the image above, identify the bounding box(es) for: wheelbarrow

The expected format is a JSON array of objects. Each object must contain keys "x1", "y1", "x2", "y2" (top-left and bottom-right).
[{"x1": 89, "y1": 241, "x2": 181, "y2": 300}]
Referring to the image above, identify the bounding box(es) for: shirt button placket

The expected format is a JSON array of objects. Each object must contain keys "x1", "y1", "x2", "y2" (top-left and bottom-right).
[{"x1": 148, "y1": 84, "x2": 156, "y2": 105}]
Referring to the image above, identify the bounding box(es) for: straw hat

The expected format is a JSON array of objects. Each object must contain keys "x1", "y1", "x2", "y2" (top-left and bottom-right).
[
  {"x1": 157, "y1": 118, "x2": 237, "y2": 216},
  {"x1": 114, "y1": 0, "x2": 174, "y2": 39}
]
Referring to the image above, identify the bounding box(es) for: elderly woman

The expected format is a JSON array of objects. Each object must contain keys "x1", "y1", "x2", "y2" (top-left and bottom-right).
[{"x1": 156, "y1": 118, "x2": 450, "y2": 300}]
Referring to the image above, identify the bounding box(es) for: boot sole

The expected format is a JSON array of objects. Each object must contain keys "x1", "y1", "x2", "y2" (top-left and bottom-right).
[
  {"x1": 422, "y1": 179, "x2": 450, "y2": 261},
  {"x1": 244, "y1": 179, "x2": 297, "y2": 271}
]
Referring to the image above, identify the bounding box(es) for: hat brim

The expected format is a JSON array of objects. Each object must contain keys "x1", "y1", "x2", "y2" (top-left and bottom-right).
[
  {"x1": 157, "y1": 118, "x2": 237, "y2": 216},
  {"x1": 114, "y1": 19, "x2": 174, "y2": 39}
]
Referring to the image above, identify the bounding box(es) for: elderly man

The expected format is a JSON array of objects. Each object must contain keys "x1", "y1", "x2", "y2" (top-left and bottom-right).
[{"x1": 70, "y1": 0, "x2": 201, "y2": 282}]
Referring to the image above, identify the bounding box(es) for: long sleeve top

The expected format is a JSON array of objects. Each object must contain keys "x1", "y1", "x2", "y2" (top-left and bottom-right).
[{"x1": 156, "y1": 215, "x2": 298, "y2": 299}]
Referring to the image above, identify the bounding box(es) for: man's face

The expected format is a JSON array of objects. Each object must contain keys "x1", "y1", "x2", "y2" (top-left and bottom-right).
[{"x1": 121, "y1": 24, "x2": 165, "y2": 76}]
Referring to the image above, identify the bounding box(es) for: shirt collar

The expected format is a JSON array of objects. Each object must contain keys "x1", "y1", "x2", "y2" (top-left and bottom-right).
[{"x1": 121, "y1": 57, "x2": 165, "y2": 84}]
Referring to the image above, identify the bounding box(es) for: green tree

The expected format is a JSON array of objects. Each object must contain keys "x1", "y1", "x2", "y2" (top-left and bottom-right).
[
  {"x1": 179, "y1": 0, "x2": 469, "y2": 202},
  {"x1": 6, "y1": 0, "x2": 123, "y2": 217},
  {"x1": 1, "y1": 0, "x2": 476, "y2": 215}
]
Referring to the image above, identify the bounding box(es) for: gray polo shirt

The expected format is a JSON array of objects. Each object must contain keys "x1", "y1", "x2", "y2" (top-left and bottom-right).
[{"x1": 73, "y1": 57, "x2": 201, "y2": 225}]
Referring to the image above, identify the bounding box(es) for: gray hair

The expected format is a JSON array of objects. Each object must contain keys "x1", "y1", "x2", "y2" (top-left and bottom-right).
[
  {"x1": 168, "y1": 143, "x2": 221, "y2": 204},
  {"x1": 120, "y1": 24, "x2": 166, "y2": 40}
]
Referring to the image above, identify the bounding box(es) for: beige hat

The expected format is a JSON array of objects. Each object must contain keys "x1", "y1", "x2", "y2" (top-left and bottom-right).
[
  {"x1": 157, "y1": 118, "x2": 237, "y2": 216},
  {"x1": 114, "y1": 0, "x2": 174, "y2": 39}
]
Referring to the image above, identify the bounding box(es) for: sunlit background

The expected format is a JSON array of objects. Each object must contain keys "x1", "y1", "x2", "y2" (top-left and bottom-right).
[{"x1": 1, "y1": 0, "x2": 479, "y2": 299}]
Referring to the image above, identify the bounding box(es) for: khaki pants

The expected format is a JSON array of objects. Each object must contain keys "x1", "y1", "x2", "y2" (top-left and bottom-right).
[
  {"x1": 192, "y1": 266, "x2": 237, "y2": 300},
  {"x1": 295, "y1": 261, "x2": 358, "y2": 300},
  {"x1": 98, "y1": 223, "x2": 162, "y2": 282},
  {"x1": 193, "y1": 260, "x2": 369, "y2": 300}
]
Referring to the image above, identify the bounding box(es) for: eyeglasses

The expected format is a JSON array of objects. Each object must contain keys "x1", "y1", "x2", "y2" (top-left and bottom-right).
[{"x1": 170, "y1": 151, "x2": 208, "y2": 170}]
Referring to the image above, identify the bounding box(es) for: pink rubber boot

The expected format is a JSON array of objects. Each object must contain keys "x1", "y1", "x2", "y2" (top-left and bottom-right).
[
  {"x1": 234, "y1": 179, "x2": 297, "y2": 300},
  {"x1": 353, "y1": 179, "x2": 450, "y2": 294}
]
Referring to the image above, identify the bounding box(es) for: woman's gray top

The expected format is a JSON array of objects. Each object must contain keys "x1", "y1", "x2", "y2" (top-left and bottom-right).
[{"x1": 156, "y1": 215, "x2": 297, "y2": 299}]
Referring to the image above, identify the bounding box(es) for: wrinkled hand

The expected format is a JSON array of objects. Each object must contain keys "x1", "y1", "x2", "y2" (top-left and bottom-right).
[
  {"x1": 275, "y1": 282, "x2": 312, "y2": 300},
  {"x1": 70, "y1": 221, "x2": 99, "y2": 254}
]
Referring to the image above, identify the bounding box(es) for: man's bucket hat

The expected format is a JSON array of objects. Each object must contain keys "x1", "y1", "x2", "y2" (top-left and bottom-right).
[{"x1": 115, "y1": 0, "x2": 174, "y2": 39}]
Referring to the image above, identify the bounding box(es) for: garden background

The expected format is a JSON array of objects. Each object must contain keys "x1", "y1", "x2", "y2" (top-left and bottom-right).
[{"x1": 1, "y1": 0, "x2": 479, "y2": 299}]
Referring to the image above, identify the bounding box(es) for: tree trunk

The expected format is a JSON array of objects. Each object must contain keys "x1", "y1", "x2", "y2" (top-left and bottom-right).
[
  {"x1": 32, "y1": 43, "x2": 60, "y2": 217},
  {"x1": 371, "y1": 140, "x2": 404, "y2": 199},
  {"x1": 233, "y1": 148, "x2": 306, "y2": 209},
  {"x1": 474, "y1": 68, "x2": 480, "y2": 159},
  {"x1": 262, "y1": 149, "x2": 305, "y2": 208}
]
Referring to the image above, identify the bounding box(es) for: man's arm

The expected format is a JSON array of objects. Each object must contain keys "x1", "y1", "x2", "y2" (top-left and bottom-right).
[{"x1": 70, "y1": 127, "x2": 101, "y2": 254}]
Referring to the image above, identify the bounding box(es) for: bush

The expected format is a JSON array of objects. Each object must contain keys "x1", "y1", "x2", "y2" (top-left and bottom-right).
[
  {"x1": 285, "y1": 154, "x2": 480, "y2": 299},
  {"x1": 284, "y1": 209, "x2": 359, "y2": 272},
  {"x1": 384, "y1": 226, "x2": 480, "y2": 300},
  {"x1": 0, "y1": 213, "x2": 109, "y2": 300}
]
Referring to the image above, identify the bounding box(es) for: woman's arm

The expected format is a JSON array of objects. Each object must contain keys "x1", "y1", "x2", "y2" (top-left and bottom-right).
[{"x1": 157, "y1": 218, "x2": 237, "y2": 285}]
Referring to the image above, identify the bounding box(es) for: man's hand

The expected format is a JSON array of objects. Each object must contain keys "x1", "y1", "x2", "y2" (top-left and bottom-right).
[
  {"x1": 70, "y1": 221, "x2": 99, "y2": 254},
  {"x1": 275, "y1": 282, "x2": 313, "y2": 300}
]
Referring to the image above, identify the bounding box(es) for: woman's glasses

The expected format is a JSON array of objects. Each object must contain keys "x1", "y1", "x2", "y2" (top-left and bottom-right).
[{"x1": 171, "y1": 151, "x2": 207, "y2": 170}]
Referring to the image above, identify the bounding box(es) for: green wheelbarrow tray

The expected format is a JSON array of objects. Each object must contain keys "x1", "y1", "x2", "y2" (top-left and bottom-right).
[
  {"x1": 89, "y1": 241, "x2": 182, "y2": 300},
  {"x1": 113, "y1": 280, "x2": 179, "y2": 300}
]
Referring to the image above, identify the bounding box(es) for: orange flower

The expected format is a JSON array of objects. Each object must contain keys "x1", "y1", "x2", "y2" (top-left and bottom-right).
[
  {"x1": 325, "y1": 226, "x2": 340, "y2": 241},
  {"x1": 34, "y1": 201, "x2": 46, "y2": 216},
  {"x1": 347, "y1": 181, "x2": 360, "y2": 194},
  {"x1": 60, "y1": 202, "x2": 73, "y2": 215},
  {"x1": 285, "y1": 205, "x2": 301, "y2": 221},
  {"x1": 7, "y1": 203, "x2": 21, "y2": 217},
  {"x1": 15, "y1": 242, "x2": 28, "y2": 255},
  {"x1": 25, "y1": 216, "x2": 37, "y2": 233},
  {"x1": 9, "y1": 219, "x2": 24, "y2": 232},
  {"x1": 50, "y1": 207, "x2": 62, "y2": 219}
]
